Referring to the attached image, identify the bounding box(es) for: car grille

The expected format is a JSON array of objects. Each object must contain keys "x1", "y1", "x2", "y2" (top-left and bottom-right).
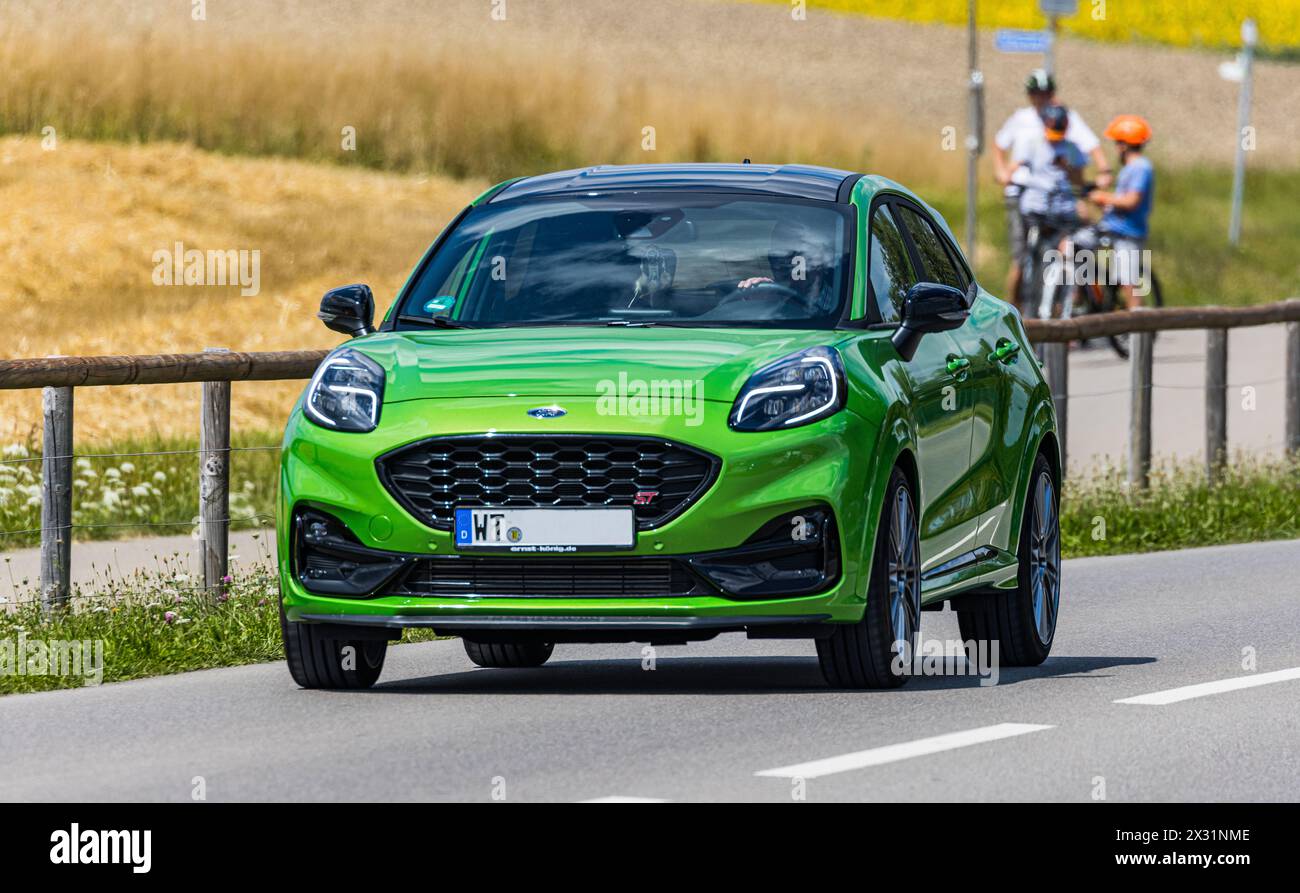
[
  {"x1": 376, "y1": 435, "x2": 719, "y2": 531},
  {"x1": 394, "y1": 557, "x2": 708, "y2": 597}
]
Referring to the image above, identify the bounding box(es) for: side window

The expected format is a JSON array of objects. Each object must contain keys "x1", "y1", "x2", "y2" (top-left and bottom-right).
[
  {"x1": 868, "y1": 204, "x2": 917, "y2": 324},
  {"x1": 897, "y1": 206, "x2": 967, "y2": 292}
]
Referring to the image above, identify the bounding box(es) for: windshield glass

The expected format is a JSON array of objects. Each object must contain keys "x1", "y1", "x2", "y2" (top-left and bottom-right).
[{"x1": 395, "y1": 194, "x2": 851, "y2": 329}]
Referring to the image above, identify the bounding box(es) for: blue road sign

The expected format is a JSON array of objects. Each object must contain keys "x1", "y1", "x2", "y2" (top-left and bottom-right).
[{"x1": 995, "y1": 28, "x2": 1052, "y2": 54}]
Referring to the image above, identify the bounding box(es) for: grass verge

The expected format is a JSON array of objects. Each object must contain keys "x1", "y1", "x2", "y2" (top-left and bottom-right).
[
  {"x1": 1062, "y1": 456, "x2": 1300, "y2": 558},
  {"x1": 0, "y1": 560, "x2": 439, "y2": 695}
]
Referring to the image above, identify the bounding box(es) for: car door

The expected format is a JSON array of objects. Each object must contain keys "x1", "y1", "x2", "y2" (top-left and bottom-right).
[
  {"x1": 868, "y1": 200, "x2": 978, "y2": 574},
  {"x1": 894, "y1": 204, "x2": 1015, "y2": 554},
  {"x1": 890, "y1": 202, "x2": 984, "y2": 573}
]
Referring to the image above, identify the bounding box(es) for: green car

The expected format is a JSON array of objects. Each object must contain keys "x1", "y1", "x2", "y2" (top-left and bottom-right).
[{"x1": 278, "y1": 163, "x2": 1061, "y2": 690}]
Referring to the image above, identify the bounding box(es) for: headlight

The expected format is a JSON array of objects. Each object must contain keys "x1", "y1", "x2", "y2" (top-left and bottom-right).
[
  {"x1": 303, "y1": 348, "x2": 385, "y2": 432},
  {"x1": 729, "y1": 346, "x2": 846, "y2": 432}
]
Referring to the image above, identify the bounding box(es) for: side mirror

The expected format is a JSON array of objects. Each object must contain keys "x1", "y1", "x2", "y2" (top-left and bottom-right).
[
  {"x1": 890, "y1": 282, "x2": 970, "y2": 361},
  {"x1": 318, "y1": 284, "x2": 375, "y2": 338}
]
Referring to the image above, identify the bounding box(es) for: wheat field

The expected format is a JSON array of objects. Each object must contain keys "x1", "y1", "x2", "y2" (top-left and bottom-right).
[
  {"x1": 4, "y1": 0, "x2": 1299, "y2": 175},
  {"x1": 0, "y1": 137, "x2": 481, "y2": 441}
]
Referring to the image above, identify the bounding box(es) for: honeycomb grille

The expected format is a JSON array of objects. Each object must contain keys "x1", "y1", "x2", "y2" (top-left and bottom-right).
[{"x1": 376, "y1": 435, "x2": 719, "y2": 531}]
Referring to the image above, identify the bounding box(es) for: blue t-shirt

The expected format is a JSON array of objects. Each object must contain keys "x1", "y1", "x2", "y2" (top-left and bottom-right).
[{"x1": 1102, "y1": 156, "x2": 1154, "y2": 239}]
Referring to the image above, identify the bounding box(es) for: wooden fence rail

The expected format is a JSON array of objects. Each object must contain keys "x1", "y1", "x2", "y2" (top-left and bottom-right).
[{"x1": 2, "y1": 301, "x2": 1298, "y2": 613}]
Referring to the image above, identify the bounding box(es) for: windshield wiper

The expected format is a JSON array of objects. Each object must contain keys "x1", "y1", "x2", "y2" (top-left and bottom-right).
[
  {"x1": 603, "y1": 319, "x2": 696, "y2": 328},
  {"x1": 398, "y1": 314, "x2": 475, "y2": 329}
]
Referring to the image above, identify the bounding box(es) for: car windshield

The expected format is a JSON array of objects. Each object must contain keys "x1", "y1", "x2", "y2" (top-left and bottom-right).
[{"x1": 395, "y1": 194, "x2": 851, "y2": 329}]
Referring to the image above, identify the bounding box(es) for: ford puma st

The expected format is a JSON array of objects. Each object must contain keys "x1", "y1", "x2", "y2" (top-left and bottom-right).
[{"x1": 277, "y1": 163, "x2": 1061, "y2": 690}]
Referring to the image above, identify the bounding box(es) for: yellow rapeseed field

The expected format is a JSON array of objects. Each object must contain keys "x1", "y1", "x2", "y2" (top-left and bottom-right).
[
  {"x1": 801, "y1": 0, "x2": 1300, "y2": 51},
  {"x1": 0, "y1": 137, "x2": 481, "y2": 441}
]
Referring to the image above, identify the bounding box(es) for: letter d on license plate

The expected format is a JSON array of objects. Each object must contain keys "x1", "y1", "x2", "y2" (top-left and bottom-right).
[{"x1": 454, "y1": 507, "x2": 635, "y2": 552}]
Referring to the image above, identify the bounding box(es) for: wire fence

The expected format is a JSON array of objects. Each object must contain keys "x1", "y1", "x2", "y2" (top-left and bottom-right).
[
  {"x1": 0, "y1": 445, "x2": 282, "y2": 467},
  {"x1": 0, "y1": 444, "x2": 280, "y2": 546}
]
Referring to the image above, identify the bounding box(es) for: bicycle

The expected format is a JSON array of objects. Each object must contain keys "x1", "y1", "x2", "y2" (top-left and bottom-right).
[
  {"x1": 1021, "y1": 192, "x2": 1164, "y2": 359},
  {"x1": 1052, "y1": 229, "x2": 1164, "y2": 360},
  {"x1": 1018, "y1": 211, "x2": 1077, "y2": 321}
]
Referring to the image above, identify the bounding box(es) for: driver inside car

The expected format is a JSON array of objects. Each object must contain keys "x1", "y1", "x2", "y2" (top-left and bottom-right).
[{"x1": 735, "y1": 218, "x2": 837, "y2": 315}]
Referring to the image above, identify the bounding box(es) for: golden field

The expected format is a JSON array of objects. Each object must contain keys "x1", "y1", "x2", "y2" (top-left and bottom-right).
[
  {"x1": 800, "y1": 0, "x2": 1300, "y2": 52},
  {"x1": 0, "y1": 137, "x2": 481, "y2": 441},
  {"x1": 4, "y1": 0, "x2": 1300, "y2": 174}
]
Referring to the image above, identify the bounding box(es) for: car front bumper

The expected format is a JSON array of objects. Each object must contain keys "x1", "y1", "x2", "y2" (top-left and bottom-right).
[{"x1": 278, "y1": 395, "x2": 882, "y2": 631}]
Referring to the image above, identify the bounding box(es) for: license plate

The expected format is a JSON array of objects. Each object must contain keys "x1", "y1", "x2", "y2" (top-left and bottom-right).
[{"x1": 454, "y1": 507, "x2": 635, "y2": 552}]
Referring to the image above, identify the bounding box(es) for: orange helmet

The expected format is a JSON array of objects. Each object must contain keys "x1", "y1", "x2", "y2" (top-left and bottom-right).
[{"x1": 1104, "y1": 114, "x2": 1152, "y2": 146}]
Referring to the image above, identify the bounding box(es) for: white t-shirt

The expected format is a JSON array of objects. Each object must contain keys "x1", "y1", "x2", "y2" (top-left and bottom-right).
[{"x1": 996, "y1": 106, "x2": 1099, "y2": 195}]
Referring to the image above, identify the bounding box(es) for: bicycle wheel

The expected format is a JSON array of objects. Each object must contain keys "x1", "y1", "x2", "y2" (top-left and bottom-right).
[
  {"x1": 1101, "y1": 282, "x2": 1130, "y2": 359},
  {"x1": 1103, "y1": 271, "x2": 1163, "y2": 359},
  {"x1": 1147, "y1": 272, "x2": 1165, "y2": 309},
  {"x1": 1070, "y1": 282, "x2": 1105, "y2": 349}
]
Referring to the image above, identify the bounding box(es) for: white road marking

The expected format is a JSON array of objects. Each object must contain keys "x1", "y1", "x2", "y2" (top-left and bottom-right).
[
  {"x1": 579, "y1": 796, "x2": 669, "y2": 803},
  {"x1": 754, "y1": 722, "x2": 1055, "y2": 779},
  {"x1": 1114, "y1": 666, "x2": 1300, "y2": 706}
]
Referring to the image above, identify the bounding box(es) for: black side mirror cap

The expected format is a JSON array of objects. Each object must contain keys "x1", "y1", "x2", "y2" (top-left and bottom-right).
[
  {"x1": 890, "y1": 282, "x2": 970, "y2": 361},
  {"x1": 319, "y1": 284, "x2": 376, "y2": 338}
]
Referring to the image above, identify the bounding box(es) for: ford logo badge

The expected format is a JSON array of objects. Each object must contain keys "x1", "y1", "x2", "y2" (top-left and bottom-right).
[{"x1": 526, "y1": 405, "x2": 567, "y2": 419}]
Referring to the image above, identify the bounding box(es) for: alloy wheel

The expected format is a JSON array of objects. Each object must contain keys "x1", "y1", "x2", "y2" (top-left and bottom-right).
[
  {"x1": 887, "y1": 485, "x2": 921, "y2": 653},
  {"x1": 1028, "y1": 472, "x2": 1061, "y2": 645}
]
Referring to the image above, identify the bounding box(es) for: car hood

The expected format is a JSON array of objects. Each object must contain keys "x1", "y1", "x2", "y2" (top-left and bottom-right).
[{"x1": 350, "y1": 327, "x2": 846, "y2": 404}]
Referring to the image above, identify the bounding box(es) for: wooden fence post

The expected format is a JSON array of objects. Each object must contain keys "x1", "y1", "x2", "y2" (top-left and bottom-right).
[
  {"x1": 1042, "y1": 341, "x2": 1069, "y2": 475},
  {"x1": 1205, "y1": 329, "x2": 1228, "y2": 482},
  {"x1": 1287, "y1": 321, "x2": 1300, "y2": 456},
  {"x1": 200, "y1": 350, "x2": 231, "y2": 597},
  {"x1": 1128, "y1": 332, "x2": 1153, "y2": 490},
  {"x1": 40, "y1": 386, "x2": 74, "y2": 614}
]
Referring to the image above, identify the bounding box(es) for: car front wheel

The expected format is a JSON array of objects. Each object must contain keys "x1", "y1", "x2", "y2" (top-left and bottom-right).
[
  {"x1": 816, "y1": 466, "x2": 921, "y2": 689},
  {"x1": 280, "y1": 604, "x2": 387, "y2": 689}
]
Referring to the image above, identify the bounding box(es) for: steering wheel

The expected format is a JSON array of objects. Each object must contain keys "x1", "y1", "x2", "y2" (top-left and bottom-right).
[{"x1": 714, "y1": 279, "x2": 804, "y2": 309}]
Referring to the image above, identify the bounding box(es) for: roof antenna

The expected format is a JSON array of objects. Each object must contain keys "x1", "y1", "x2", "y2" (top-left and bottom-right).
[{"x1": 742, "y1": 157, "x2": 751, "y2": 164}]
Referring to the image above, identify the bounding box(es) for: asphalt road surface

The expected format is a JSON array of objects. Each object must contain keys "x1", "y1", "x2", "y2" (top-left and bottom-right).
[{"x1": 1, "y1": 538, "x2": 1298, "y2": 802}]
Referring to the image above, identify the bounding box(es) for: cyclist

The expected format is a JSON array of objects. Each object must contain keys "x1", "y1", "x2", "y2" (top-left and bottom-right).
[
  {"x1": 1080, "y1": 115, "x2": 1155, "y2": 310},
  {"x1": 993, "y1": 69, "x2": 1112, "y2": 309},
  {"x1": 1016, "y1": 104, "x2": 1086, "y2": 319}
]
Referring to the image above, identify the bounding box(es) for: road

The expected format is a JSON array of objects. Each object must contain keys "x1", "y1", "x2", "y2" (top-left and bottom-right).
[{"x1": 1, "y1": 538, "x2": 1298, "y2": 802}]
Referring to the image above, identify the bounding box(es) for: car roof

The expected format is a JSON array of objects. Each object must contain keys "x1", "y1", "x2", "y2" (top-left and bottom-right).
[{"x1": 487, "y1": 163, "x2": 858, "y2": 203}]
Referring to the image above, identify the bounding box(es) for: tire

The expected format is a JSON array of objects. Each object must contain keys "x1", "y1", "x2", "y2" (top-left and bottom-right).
[
  {"x1": 816, "y1": 467, "x2": 921, "y2": 689},
  {"x1": 957, "y1": 453, "x2": 1061, "y2": 667},
  {"x1": 280, "y1": 604, "x2": 387, "y2": 689},
  {"x1": 463, "y1": 639, "x2": 554, "y2": 668}
]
